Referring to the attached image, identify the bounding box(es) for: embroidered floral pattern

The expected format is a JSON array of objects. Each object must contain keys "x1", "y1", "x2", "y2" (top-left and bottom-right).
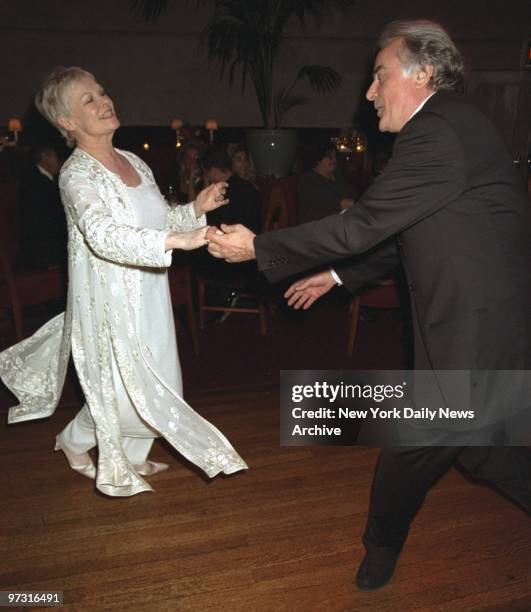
[{"x1": 0, "y1": 148, "x2": 247, "y2": 497}]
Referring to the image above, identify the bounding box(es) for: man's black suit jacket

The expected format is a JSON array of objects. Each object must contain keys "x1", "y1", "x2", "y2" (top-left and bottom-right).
[
  {"x1": 18, "y1": 164, "x2": 67, "y2": 269},
  {"x1": 255, "y1": 91, "x2": 531, "y2": 436}
]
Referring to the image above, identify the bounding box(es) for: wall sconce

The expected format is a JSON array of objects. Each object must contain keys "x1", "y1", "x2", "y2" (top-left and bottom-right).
[
  {"x1": 205, "y1": 119, "x2": 218, "y2": 144},
  {"x1": 8, "y1": 118, "x2": 22, "y2": 145},
  {"x1": 142, "y1": 142, "x2": 150, "y2": 151},
  {"x1": 171, "y1": 118, "x2": 183, "y2": 148}
]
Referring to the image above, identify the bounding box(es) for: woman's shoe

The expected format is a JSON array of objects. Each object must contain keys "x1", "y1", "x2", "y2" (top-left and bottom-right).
[
  {"x1": 54, "y1": 434, "x2": 96, "y2": 480},
  {"x1": 134, "y1": 461, "x2": 169, "y2": 476}
]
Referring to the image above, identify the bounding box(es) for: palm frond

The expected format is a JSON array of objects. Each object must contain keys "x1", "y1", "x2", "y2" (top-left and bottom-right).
[
  {"x1": 296, "y1": 65, "x2": 342, "y2": 93},
  {"x1": 288, "y1": 0, "x2": 355, "y2": 25},
  {"x1": 128, "y1": 0, "x2": 172, "y2": 22},
  {"x1": 273, "y1": 90, "x2": 308, "y2": 128},
  {"x1": 199, "y1": 1, "x2": 347, "y2": 126}
]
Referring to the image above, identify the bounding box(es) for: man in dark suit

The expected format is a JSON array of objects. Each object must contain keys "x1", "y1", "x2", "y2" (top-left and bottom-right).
[
  {"x1": 18, "y1": 144, "x2": 67, "y2": 269},
  {"x1": 206, "y1": 20, "x2": 531, "y2": 590}
]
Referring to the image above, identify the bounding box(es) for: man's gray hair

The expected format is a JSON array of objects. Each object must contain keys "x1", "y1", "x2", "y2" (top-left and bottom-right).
[
  {"x1": 378, "y1": 20, "x2": 466, "y2": 92},
  {"x1": 35, "y1": 66, "x2": 94, "y2": 147}
]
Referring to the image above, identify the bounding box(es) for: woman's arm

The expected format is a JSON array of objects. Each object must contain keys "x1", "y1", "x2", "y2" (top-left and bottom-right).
[
  {"x1": 61, "y1": 170, "x2": 172, "y2": 267},
  {"x1": 167, "y1": 182, "x2": 229, "y2": 231}
]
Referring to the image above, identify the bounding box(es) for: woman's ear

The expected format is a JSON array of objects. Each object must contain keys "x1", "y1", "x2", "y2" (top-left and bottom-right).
[{"x1": 57, "y1": 114, "x2": 75, "y2": 132}]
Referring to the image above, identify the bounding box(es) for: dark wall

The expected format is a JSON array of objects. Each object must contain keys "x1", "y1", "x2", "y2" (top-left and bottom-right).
[{"x1": 1, "y1": 0, "x2": 528, "y2": 129}]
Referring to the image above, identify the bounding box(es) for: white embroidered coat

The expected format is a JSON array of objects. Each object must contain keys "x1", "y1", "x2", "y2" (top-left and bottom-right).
[{"x1": 0, "y1": 148, "x2": 248, "y2": 496}]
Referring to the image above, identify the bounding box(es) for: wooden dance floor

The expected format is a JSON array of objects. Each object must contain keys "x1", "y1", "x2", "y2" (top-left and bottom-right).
[{"x1": 1, "y1": 385, "x2": 531, "y2": 611}]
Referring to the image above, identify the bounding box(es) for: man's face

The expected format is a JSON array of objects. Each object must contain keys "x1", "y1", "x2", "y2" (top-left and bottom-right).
[
  {"x1": 366, "y1": 38, "x2": 422, "y2": 133},
  {"x1": 41, "y1": 149, "x2": 62, "y2": 176}
]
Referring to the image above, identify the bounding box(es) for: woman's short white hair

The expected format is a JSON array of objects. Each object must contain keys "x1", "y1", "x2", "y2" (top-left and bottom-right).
[{"x1": 35, "y1": 66, "x2": 94, "y2": 147}]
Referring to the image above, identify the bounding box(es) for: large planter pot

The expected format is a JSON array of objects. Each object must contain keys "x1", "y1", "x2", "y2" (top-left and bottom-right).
[{"x1": 247, "y1": 129, "x2": 297, "y2": 177}]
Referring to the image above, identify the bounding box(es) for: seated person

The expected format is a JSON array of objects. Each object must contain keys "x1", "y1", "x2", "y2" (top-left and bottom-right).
[
  {"x1": 18, "y1": 144, "x2": 67, "y2": 269},
  {"x1": 174, "y1": 140, "x2": 204, "y2": 203},
  {"x1": 297, "y1": 140, "x2": 356, "y2": 223},
  {"x1": 192, "y1": 146, "x2": 262, "y2": 294},
  {"x1": 230, "y1": 145, "x2": 256, "y2": 186}
]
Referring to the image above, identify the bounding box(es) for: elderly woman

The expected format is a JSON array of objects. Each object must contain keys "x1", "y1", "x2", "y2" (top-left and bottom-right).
[{"x1": 0, "y1": 67, "x2": 247, "y2": 496}]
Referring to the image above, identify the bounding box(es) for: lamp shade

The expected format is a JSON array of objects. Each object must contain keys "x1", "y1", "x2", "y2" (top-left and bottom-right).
[
  {"x1": 171, "y1": 118, "x2": 183, "y2": 130},
  {"x1": 205, "y1": 119, "x2": 218, "y2": 131},
  {"x1": 8, "y1": 118, "x2": 22, "y2": 132}
]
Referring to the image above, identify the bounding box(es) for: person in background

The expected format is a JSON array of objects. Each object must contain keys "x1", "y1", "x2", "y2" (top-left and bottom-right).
[
  {"x1": 18, "y1": 144, "x2": 67, "y2": 269},
  {"x1": 175, "y1": 140, "x2": 204, "y2": 203},
  {"x1": 192, "y1": 146, "x2": 262, "y2": 310},
  {"x1": 297, "y1": 140, "x2": 356, "y2": 224},
  {"x1": 230, "y1": 144, "x2": 256, "y2": 186},
  {"x1": 0, "y1": 66, "x2": 247, "y2": 497},
  {"x1": 202, "y1": 147, "x2": 261, "y2": 234}
]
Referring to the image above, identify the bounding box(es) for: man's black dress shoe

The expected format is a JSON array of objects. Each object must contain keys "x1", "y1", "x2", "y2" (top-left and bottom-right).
[{"x1": 355, "y1": 547, "x2": 400, "y2": 591}]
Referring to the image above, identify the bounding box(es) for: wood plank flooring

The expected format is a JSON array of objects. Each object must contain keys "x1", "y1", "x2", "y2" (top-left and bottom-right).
[{"x1": 1, "y1": 386, "x2": 530, "y2": 611}]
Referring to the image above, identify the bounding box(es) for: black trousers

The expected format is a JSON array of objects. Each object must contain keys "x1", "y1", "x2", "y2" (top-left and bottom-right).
[{"x1": 364, "y1": 446, "x2": 531, "y2": 552}]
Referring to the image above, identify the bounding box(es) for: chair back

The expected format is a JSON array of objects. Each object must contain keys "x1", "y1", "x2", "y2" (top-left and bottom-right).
[
  {"x1": 262, "y1": 182, "x2": 290, "y2": 233},
  {"x1": 276, "y1": 175, "x2": 299, "y2": 226}
]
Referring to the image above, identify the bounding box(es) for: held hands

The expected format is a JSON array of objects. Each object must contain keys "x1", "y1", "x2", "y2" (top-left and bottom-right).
[
  {"x1": 285, "y1": 270, "x2": 336, "y2": 310},
  {"x1": 165, "y1": 226, "x2": 210, "y2": 251},
  {"x1": 206, "y1": 224, "x2": 256, "y2": 262},
  {"x1": 194, "y1": 182, "x2": 229, "y2": 217}
]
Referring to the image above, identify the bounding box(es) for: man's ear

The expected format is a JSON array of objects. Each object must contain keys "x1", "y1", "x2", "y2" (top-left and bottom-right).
[{"x1": 415, "y1": 64, "x2": 434, "y2": 88}]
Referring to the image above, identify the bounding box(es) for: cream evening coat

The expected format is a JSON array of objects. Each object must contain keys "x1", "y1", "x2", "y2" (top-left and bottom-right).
[{"x1": 0, "y1": 148, "x2": 248, "y2": 496}]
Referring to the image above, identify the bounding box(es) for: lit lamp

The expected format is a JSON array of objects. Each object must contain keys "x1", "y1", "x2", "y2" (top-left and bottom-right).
[
  {"x1": 205, "y1": 119, "x2": 218, "y2": 144},
  {"x1": 354, "y1": 133, "x2": 366, "y2": 153},
  {"x1": 333, "y1": 136, "x2": 353, "y2": 153},
  {"x1": 142, "y1": 142, "x2": 150, "y2": 151},
  {"x1": 8, "y1": 118, "x2": 22, "y2": 145},
  {"x1": 171, "y1": 118, "x2": 183, "y2": 148}
]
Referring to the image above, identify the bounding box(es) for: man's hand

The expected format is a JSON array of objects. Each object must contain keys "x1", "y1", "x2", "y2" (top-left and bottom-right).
[
  {"x1": 194, "y1": 182, "x2": 229, "y2": 217},
  {"x1": 285, "y1": 270, "x2": 337, "y2": 310},
  {"x1": 206, "y1": 224, "x2": 256, "y2": 262}
]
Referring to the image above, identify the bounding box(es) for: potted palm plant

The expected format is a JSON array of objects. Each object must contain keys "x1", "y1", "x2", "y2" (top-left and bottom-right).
[{"x1": 130, "y1": 0, "x2": 352, "y2": 175}]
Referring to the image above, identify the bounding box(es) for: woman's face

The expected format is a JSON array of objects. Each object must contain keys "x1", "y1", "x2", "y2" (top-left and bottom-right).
[
  {"x1": 60, "y1": 75, "x2": 120, "y2": 142},
  {"x1": 232, "y1": 150, "x2": 250, "y2": 177}
]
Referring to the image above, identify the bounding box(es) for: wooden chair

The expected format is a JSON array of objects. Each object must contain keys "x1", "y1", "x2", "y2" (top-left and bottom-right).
[
  {"x1": 262, "y1": 179, "x2": 291, "y2": 232},
  {"x1": 167, "y1": 257, "x2": 201, "y2": 355},
  {"x1": 347, "y1": 278, "x2": 401, "y2": 355},
  {"x1": 196, "y1": 178, "x2": 292, "y2": 334},
  {"x1": 197, "y1": 271, "x2": 268, "y2": 334},
  {"x1": 0, "y1": 179, "x2": 66, "y2": 341}
]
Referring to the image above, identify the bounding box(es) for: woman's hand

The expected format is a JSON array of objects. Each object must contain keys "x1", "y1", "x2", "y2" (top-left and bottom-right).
[
  {"x1": 194, "y1": 182, "x2": 229, "y2": 217},
  {"x1": 165, "y1": 227, "x2": 209, "y2": 251}
]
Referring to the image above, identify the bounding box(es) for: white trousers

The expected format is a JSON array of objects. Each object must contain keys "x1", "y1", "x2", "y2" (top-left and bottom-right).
[
  {"x1": 59, "y1": 403, "x2": 158, "y2": 465},
  {"x1": 59, "y1": 293, "x2": 176, "y2": 466},
  {"x1": 60, "y1": 348, "x2": 161, "y2": 465}
]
